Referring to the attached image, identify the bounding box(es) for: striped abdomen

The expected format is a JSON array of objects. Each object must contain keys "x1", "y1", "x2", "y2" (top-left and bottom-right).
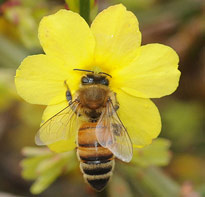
[{"x1": 77, "y1": 122, "x2": 114, "y2": 191}]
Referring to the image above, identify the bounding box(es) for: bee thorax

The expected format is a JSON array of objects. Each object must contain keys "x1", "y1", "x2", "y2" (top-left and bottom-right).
[{"x1": 78, "y1": 86, "x2": 109, "y2": 110}]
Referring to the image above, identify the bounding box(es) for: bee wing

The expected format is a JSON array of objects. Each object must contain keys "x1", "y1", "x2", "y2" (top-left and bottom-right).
[
  {"x1": 95, "y1": 99, "x2": 133, "y2": 162},
  {"x1": 35, "y1": 101, "x2": 80, "y2": 145}
]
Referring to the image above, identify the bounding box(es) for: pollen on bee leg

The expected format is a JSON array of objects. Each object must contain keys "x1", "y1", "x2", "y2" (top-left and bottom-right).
[
  {"x1": 66, "y1": 90, "x2": 72, "y2": 102},
  {"x1": 64, "y1": 80, "x2": 72, "y2": 104}
]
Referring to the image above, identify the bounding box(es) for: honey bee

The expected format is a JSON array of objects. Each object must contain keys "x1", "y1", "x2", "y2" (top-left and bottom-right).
[{"x1": 35, "y1": 69, "x2": 133, "y2": 191}]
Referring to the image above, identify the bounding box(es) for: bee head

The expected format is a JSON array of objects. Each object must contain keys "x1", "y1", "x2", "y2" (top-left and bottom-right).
[
  {"x1": 73, "y1": 69, "x2": 111, "y2": 86},
  {"x1": 81, "y1": 74, "x2": 109, "y2": 86}
]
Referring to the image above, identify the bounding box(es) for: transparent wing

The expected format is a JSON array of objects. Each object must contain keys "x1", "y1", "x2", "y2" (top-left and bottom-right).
[
  {"x1": 35, "y1": 101, "x2": 80, "y2": 146},
  {"x1": 96, "y1": 99, "x2": 133, "y2": 162}
]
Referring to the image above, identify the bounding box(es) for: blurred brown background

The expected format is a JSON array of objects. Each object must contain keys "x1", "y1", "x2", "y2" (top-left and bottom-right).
[{"x1": 0, "y1": 0, "x2": 204, "y2": 196}]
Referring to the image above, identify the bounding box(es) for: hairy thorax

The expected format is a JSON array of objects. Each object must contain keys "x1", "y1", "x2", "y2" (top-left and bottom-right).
[{"x1": 78, "y1": 85, "x2": 110, "y2": 110}]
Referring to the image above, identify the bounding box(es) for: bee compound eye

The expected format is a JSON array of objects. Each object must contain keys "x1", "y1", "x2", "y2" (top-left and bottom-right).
[
  {"x1": 81, "y1": 76, "x2": 89, "y2": 84},
  {"x1": 101, "y1": 79, "x2": 109, "y2": 86},
  {"x1": 88, "y1": 77, "x2": 94, "y2": 83}
]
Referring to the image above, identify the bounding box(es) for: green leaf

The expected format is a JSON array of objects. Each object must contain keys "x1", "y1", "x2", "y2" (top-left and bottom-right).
[
  {"x1": 21, "y1": 156, "x2": 50, "y2": 180},
  {"x1": 132, "y1": 138, "x2": 171, "y2": 167},
  {"x1": 30, "y1": 166, "x2": 62, "y2": 194},
  {"x1": 22, "y1": 147, "x2": 52, "y2": 157},
  {"x1": 30, "y1": 153, "x2": 74, "y2": 194},
  {"x1": 36, "y1": 154, "x2": 68, "y2": 174},
  {"x1": 21, "y1": 147, "x2": 77, "y2": 194}
]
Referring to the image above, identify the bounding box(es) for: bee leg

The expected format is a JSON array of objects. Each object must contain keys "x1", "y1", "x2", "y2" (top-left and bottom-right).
[
  {"x1": 113, "y1": 93, "x2": 119, "y2": 112},
  {"x1": 108, "y1": 93, "x2": 119, "y2": 114},
  {"x1": 113, "y1": 103, "x2": 119, "y2": 112},
  {"x1": 64, "y1": 80, "x2": 81, "y2": 116},
  {"x1": 64, "y1": 80, "x2": 72, "y2": 105},
  {"x1": 66, "y1": 90, "x2": 72, "y2": 106}
]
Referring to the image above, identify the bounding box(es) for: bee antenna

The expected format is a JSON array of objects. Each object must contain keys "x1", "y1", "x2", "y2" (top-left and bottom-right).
[
  {"x1": 73, "y1": 69, "x2": 94, "y2": 73},
  {"x1": 98, "y1": 72, "x2": 112, "y2": 78}
]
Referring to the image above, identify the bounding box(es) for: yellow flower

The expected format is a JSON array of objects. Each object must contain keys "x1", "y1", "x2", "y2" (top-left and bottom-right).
[{"x1": 15, "y1": 4, "x2": 180, "y2": 153}]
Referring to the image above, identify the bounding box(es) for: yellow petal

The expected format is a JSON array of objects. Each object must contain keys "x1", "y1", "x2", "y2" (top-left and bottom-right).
[
  {"x1": 41, "y1": 102, "x2": 76, "y2": 153},
  {"x1": 39, "y1": 9, "x2": 95, "y2": 68},
  {"x1": 91, "y1": 4, "x2": 141, "y2": 71},
  {"x1": 112, "y1": 44, "x2": 180, "y2": 98},
  {"x1": 117, "y1": 90, "x2": 161, "y2": 147},
  {"x1": 15, "y1": 54, "x2": 78, "y2": 105}
]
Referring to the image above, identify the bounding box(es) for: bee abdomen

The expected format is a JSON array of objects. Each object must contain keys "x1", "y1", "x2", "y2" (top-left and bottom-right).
[
  {"x1": 77, "y1": 122, "x2": 114, "y2": 191},
  {"x1": 80, "y1": 160, "x2": 114, "y2": 191},
  {"x1": 82, "y1": 162, "x2": 113, "y2": 175}
]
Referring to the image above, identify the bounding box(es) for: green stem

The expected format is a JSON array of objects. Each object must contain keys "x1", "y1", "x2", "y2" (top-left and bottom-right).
[{"x1": 79, "y1": 0, "x2": 90, "y2": 25}]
